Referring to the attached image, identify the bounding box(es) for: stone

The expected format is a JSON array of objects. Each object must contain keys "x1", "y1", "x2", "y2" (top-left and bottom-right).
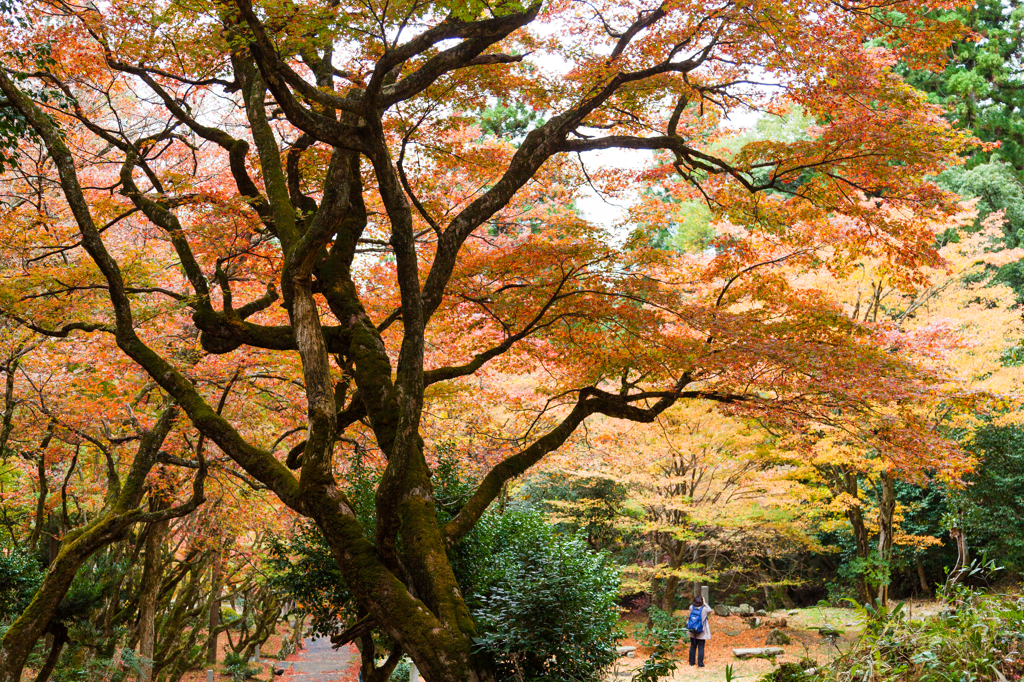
[
  {"x1": 626, "y1": 652, "x2": 636, "y2": 658},
  {"x1": 732, "y1": 647, "x2": 784, "y2": 660},
  {"x1": 766, "y1": 629, "x2": 792, "y2": 646},
  {"x1": 788, "y1": 610, "x2": 799, "y2": 616},
  {"x1": 616, "y1": 646, "x2": 636, "y2": 657},
  {"x1": 729, "y1": 606, "x2": 741, "y2": 615},
  {"x1": 745, "y1": 616, "x2": 761, "y2": 628},
  {"x1": 738, "y1": 603, "x2": 755, "y2": 617},
  {"x1": 756, "y1": 609, "x2": 768, "y2": 616},
  {"x1": 763, "y1": 617, "x2": 788, "y2": 629},
  {"x1": 714, "y1": 604, "x2": 731, "y2": 617}
]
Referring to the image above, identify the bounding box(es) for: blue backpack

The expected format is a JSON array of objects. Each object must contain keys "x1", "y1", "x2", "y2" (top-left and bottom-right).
[{"x1": 686, "y1": 605, "x2": 705, "y2": 636}]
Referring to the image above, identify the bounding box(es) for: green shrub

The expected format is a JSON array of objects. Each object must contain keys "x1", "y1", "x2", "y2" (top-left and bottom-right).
[
  {"x1": 388, "y1": 656, "x2": 411, "y2": 682},
  {"x1": 223, "y1": 651, "x2": 260, "y2": 681},
  {"x1": 630, "y1": 607, "x2": 688, "y2": 682},
  {"x1": 0, "y1": 544, "x2": 43, "y2": 622},
  {"x1": 468, "y1": 508, "x2": 622, "y2": 682}
]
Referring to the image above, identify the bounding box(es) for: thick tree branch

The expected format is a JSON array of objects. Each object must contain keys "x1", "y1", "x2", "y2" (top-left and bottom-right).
[{"x1": 442, "y1": 383, "x2": 744, "y2": 544}]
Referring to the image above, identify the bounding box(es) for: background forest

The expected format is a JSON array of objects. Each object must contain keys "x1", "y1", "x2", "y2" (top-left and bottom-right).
[{"x1": 1, "y1": 0, "x2": 1024, "y2": 681}]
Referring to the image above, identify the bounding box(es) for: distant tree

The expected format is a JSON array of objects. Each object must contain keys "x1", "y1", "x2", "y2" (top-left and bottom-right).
[
  {"x1": 904, "y1": 0, "x2": 1024, "y2": 172},
  {"x1": 477, "y1": 101, "x2": 544, "y2": 142},
  {"x1": 946, "y1": 424, "x2": 1024, "y2": 573}
]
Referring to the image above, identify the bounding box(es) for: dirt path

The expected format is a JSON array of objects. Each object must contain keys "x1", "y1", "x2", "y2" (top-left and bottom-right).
[{"x1": 277, "y1": 637, "x2": 359, "y2": 682}]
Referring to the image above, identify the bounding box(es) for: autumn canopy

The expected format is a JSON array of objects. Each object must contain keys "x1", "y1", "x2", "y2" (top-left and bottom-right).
[{"x1": 0, "y1": 0, "x2": 1008, "y2": 680}]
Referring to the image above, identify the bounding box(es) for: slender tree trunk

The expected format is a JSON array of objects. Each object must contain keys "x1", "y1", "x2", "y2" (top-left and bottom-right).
[
  {"x1": 916, "y1": 556, "x2": 929, "y2": 594},
  {"x1": 0, "y1": 357, "x2": 18, "y2": 458},
  {"x1": 31, "y1": 623, "x2": 68, "y2": 682},
  {"x1": 29, "y1": 424, "x2": 56, "y2": 552},
  {"x1": 846, "y1": 505, "x2": 873, "y2": 604},
  {"x1": 660, "y1": 544, "x2": 684, "y2": 613},
  {"x1": 660, "y1": 574, "x2": 680, "y2": 613},
  {"x1": 291, "y1": 614, "x2": 305, "y2": 652},
  {"x1": 137, "y1": 517, "x2": 169, "y2": 682},
  {"x1": 206, "y1": 549, "x2": 224, "y2": 665},
  {"x1": 876, "y1": 473, "x2": 896, "y2": 606},
  {"x1": 945, "y1": 527, "x2": 970, "y2": 597}
]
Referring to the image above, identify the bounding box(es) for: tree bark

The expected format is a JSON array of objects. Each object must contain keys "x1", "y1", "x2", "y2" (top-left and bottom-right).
[
  {"x1": 206, "y1": 549, "x2": 224, "y2": 665},
  {"x1": 876, "y1": 473, "x2": 896, "y2": 606},
  {"x1": 945, "y1": 527, "x2": 970, "y2": 596},
  {"x1": 916, "y1": 555, "x2": 929, "y2": 594},
  {"x1": 31, "y1": 623, "x2": 68, "y2": 682},
  {"x1": 137, "y1": 516, "x2": 169, "y2": 682},
  {"x1": 29, "y1": 423, "x2": 56, "y2": 552},
  {"x1": 829, "y1": 469, "x2": 874, "y2": 604},
  {"x1": 846, "y1": 504, "x2": 873, "y2": 604}
]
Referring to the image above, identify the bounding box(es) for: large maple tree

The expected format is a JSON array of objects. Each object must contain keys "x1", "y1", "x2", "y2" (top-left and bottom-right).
[{"x1": 0, "y1": 0, "x2": 977, "y2": 679}]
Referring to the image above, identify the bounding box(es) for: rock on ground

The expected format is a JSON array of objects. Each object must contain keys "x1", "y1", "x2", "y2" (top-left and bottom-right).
[{"x1": 732, "y1": 647, "x2": 785, "y2": 660}]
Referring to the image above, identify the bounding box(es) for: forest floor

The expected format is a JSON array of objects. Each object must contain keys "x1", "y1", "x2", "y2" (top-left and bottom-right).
[
  {"x1": 610, "y1": 599, "x2": 947, "y2": 682},
  {"x1": 174, "y1": 600, "x2": 948, "y2": 682}
]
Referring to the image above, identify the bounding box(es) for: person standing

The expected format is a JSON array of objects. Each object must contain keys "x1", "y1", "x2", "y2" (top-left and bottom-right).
[{"x1": 685, "y1": 596, "x2": 713, "y2": 667}]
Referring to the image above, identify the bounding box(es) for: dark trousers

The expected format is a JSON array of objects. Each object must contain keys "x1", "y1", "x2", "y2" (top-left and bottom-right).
[{"x1": 688, "y1": 637, "x2": 705, "y2": 666}]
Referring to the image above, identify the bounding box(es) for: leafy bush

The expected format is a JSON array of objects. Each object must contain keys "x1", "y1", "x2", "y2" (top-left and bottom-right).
[
  {"x1": 0, "y1": 543, "x2": 43, "y2": 622},
  {"x1": 468, "y1": 508, "x2": 622, "y2": 682},
  {"x1": 388, "y1": 656, "x2": 412, "y2": 682},
  {"x1": 947, "y1": 424, "x2": 1024, "y2": 572},
  {"x1": 223, "y1": 651, "x2": 260, "y2": 681},
  {"x1": 635, "y1": 606, "x2": 687, "y2": 651},
  {"x1": 630, "y1": 607, "x2": 688, "y2": 682}
]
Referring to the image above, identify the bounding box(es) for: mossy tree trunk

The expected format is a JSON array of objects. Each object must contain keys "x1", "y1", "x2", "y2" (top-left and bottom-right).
[
  {"x1": 137, "y1": 515, "x2": 170, "y2": 682},
  {"x1": 206, "y1": 549, "x2": 224, "y2": 666},
  {"x1": 876, "y1": 473, "x2": 897, "y2": 607},
  {"x1": 30, "y1": 623, "x2": 67, "y2": 682},
  {"x1": 823, "y1": 468, "x2": 874, "y2": 604}
]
